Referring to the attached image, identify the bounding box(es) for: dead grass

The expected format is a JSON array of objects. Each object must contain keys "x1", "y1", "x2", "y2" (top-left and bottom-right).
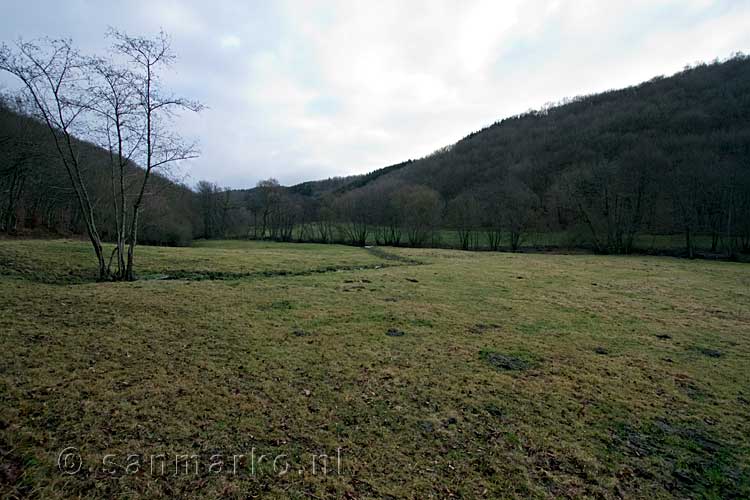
[{"x1": 0, "y1": 239, "x2": 748, "y2": 498}]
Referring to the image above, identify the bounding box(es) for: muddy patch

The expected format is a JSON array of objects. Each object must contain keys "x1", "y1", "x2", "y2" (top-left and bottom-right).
[
  {"x1": 468, "y1": 323, "x2": 501, "y2": 334},
  {"x1": 692, "y1": 346, "x2": 723, "y2": 358},
  {"x1": 263, "y1": 300, "x2": 293, "y2": 311},
  {"x1": 0, "y1": 436, "x2": 26, "y2": 494},
  {"x1": 484, "y1": 403, "x2": 504, "y2": 418},
  {"x1": 480, "y1": 350, "x2": 533, "y2": 371},
  {"x1": 386, "y1": 328, "x2": 405, "y2": 337},
  {"x1": 612, "y1": 419, "x2": 747, "y2": 498},
  {"x1": 342, "y1": 283, "x2": 367, "y2": 292},
  {"x1": 675, "y1": 375, "x2": 710, "y2": 401},
  {"x1": 418, "y1": 420, "x2": 434, "y2": 433},
  {"x1": 364, "y1": 247, "x2": 422, "y2": 265}
]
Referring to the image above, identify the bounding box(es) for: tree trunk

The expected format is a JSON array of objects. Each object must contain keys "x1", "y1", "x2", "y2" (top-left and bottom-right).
[
  {"x1": 711, "y1": 232, "x2": 719, "y2": 252},
  {"x1": 125, "y1": 208, "x2": 139, "y2": 281},
  {"x1": 3, "y1": 168, "x2": 23, "y2": 233},
  {"x1": 510, "y1": 230, "x2": 521, "y2": 252}
]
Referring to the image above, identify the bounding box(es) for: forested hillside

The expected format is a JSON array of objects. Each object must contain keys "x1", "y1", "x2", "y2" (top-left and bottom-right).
[
  {"x1": 0, "y1": 97, "x2": 197, "y2": 246},
  {"x1": 375, "y1": 54, "x2": 750, "y2": 255},
  {"x1": 208, "y1": 55, "x2": 750, "y2": 257},
  {"x1": 4, "y1": 55, "x2": 750, "y2": 257}
]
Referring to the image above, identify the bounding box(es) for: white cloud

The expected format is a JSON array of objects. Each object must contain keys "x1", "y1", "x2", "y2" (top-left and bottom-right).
[{"x1": 219, "y1": 35, "x2": 241, "y2": 48}]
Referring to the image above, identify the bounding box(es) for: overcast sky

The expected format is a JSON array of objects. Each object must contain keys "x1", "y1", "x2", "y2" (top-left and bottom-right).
[{"x1": 2, "y1": 0, "x2": 749, "y2": 188}]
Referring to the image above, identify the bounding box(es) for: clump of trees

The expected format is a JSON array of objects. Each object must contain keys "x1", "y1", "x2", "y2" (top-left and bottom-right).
[
  {"x1": 446, "y1": 193, "x2": 480, "y2": 250},
  {"x1": 242, "y1": 178, "x2": 306, "y2": 242},
  {"x1": 196, "y1": 181, "x2": 234, "y2": 239},
  {"x1": 0, "y1": 30, "x2": 202, "y2": 280}
]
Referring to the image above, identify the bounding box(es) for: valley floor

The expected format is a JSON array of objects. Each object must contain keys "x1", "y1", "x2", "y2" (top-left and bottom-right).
[{"x1": 0, "y1": 239, "x2": 748, "y2": 498}]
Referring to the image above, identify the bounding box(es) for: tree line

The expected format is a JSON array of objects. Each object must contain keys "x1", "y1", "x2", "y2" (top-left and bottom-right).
[{"x1": 194, "y1": 55, "x2": 750, "y2": 259}]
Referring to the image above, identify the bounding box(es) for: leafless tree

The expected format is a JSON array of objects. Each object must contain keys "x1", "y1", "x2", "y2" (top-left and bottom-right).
[
  {"x1": 394, "y1": 185, "x2": 442, "y2": 247},
  {"x1": 108, "y1": 29, "x2": 203, "y2": 280},
  {"x1": 1, "y1": 31, "x2": 202, "y2": 280},
  {"x1": 447, "y1": 193, "x2": 480, "y2": 250},
  {"x1": 268, "y1": 191, "x2": 298, "y2": 241},
  {"x1": 86, "y1": 55, "x2": 142, "y2": 277},
  {"x1": 249, "y1": 178, "x2": 282, "y2": 239},
  {"x1": 312, "y1": 195, "x2": 336, "y2": 243},
  {"x1": 499, "y1": 178, "x2": 540, "y2": 252},
  {"x1": 0, "y1": 38, "x2": 110, "y2": 278},
  {"x1": 335, "y1": 190, "x2": 372, "y2": 246},
  {"x1": 196, "y1": 180, "x2": 221, "y2": 238}
]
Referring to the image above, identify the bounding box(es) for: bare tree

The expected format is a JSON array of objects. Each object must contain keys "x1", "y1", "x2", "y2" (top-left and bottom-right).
[
  {"x1": 394, "y1": 185, "x2": 442, "y2": 247},
  {"x1": 563, "y1": 154, "x2": 654, "y2": 255},
  {"x1": 108, "y1": 29, "x2": 203, "y2": 280},
  {"x1": 335, "y1": 190, "x2": 372, "y2": 246},
  {"x1": 478, "y1": 188, "x2": 504, "y2": 251},
  {"x1": 312, "y1": 195, "x2": 336, "y2": 243},
  {"x1": 447, "y1": 193, "x2": 480, "y2": 250},
  {"x1": 0, "y1": 39, "x2": 110, "y2": 278},
  {"x1": 196, "y1": 180, "x2": 220, "y2": 238},
  {"x1": 499, "y1": 178, "x2": 540, "y2": 252},
  {"x1": 250, "y1": 178, "x2": 281, "y2": 239},
  {"x1": 87, "y1": 55, "x2": 142, "y2": 277},
  {"x1": 1, "y1": 31, "x2": 202, "y2": 280},
  {"x1": 268, "y1": 191, "x2": 298, "y2": 241}
]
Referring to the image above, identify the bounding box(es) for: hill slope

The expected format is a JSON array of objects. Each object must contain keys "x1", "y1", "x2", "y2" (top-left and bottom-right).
[
  {"x1": 0, "y1": 98, "x2": 198, "y2": 245},
  {"x1": 369, "y1": 56, "x2": 750, "y2": 200},
  {"x1": 251, "y1": 55, "x2": 749, "y2": 255}
]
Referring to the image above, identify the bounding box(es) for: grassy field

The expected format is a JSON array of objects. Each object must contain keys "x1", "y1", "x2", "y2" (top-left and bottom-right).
[
  {"x1": 1, "y1": 239, "x2": 749, "y2": 498},
  {"x1": 255, "y1": 225, "x2": 723, "y2": 255}
]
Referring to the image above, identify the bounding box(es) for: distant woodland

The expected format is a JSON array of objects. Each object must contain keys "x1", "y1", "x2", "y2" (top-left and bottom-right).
[
  {"x1": 0, "y1": 97, "x2": 196, "y2": 246},
  {"x1": 2, "y1": 54, "x2": 750, "y2": 260}
]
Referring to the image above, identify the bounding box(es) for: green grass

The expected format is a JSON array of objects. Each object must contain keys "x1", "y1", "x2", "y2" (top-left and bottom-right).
[
  {"x1": 247, "y1": 225, "x2": 721, "y2": 254},
  {"x1": 0, "y1": 239, "x2": 391, "y2": 283},
  {"x1": 1, "y1": 239, "x2": 749, "y2": 498}
]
